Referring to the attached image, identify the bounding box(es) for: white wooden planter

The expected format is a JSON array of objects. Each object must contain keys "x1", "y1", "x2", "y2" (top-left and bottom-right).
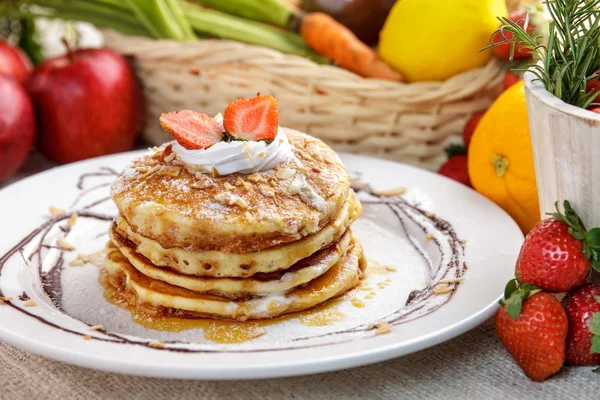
[{"x1": 524, "y1": 72, "x2": 600, "y2": 227}]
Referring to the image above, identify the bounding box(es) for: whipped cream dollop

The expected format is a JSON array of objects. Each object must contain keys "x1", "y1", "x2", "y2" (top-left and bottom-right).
[{"x1": 172, "y1": 114, "x2": 294, "y2": 176}]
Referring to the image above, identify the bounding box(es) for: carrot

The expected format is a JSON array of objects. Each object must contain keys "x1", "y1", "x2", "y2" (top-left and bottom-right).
[{"x1": 299, "y1": 12, "x2": 403, "y2": 81}]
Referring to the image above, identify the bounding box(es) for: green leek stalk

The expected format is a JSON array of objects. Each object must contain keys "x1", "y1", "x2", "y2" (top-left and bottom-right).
[
  {"x1": 125, "y1": 0, "x2": 196, "y2": 40},
  {"x1": 191, "y1": 0, "x2": 302, "y2": 30},
  {"x1": 182, "y1": 2, "x2": 325, "y2": 63}
]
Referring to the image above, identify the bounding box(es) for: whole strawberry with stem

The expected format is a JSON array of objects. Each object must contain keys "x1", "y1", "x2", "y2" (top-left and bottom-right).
[
  {"x1": 562, "y1": 283, "x2": 600, "y2": 366},
  {"x1": 496, "y1": 280, "x2": 568, "y2": 381},
  {"x1": 515, "y1": 201, "x2": 600, "y2": 292}
]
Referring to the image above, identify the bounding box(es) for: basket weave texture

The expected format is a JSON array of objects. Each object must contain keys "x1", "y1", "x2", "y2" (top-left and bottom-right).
[{"x1": 103, "y1": 30, "x2": 503, "y2": 170}]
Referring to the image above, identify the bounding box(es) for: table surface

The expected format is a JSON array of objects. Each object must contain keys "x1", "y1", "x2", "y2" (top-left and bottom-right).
[{"x1": 1, "y1": 154, "x2": 598, "y2": 399}]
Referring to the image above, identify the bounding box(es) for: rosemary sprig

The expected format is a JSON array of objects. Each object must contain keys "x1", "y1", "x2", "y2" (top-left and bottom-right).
[{"x1": 486, "y1": 0, "x2": 600, "y2": 109}]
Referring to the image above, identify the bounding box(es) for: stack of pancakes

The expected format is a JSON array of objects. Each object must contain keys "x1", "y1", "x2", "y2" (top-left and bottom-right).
[{"x1": 106, "y1": 129, "x2": 364, "y2": 320}]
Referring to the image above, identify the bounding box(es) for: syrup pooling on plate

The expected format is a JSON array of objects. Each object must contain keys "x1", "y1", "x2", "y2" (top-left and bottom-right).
[
  {"x1": 100, "y1": 267, "x2": 349, "y2": 343},
  {"x1": 0, "y1": 166, "x2": 466, "y2": 352}
]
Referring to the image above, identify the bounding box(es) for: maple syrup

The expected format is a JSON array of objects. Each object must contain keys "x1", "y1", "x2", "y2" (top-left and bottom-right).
[{"x1": 101, "y1": 271, "x2": 351, "y2": 343}]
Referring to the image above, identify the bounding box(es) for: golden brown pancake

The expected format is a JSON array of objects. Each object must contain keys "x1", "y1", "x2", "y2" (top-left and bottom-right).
[
  {"x1": 104, "y1": 234, "x2": 365, "y2": 320},
  {"x1": 109, "y1": 227, "x2": 353, "y2": 298},
  {"x1": 111, "y1": 129, "x2": 351, "y2": 253},
  {"x1": 113, "y1": 190, "x2": 362, "y2": 277}
]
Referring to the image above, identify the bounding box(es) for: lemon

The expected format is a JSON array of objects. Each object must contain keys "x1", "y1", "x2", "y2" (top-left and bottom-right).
[{"x1": 379, "y1": 0, "x2": 507, "y2": 82}]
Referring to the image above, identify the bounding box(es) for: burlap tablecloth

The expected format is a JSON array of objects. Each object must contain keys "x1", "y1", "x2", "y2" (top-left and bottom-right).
[{"x1": 1, "y1": 155, "x2": 598, "y2": 399}]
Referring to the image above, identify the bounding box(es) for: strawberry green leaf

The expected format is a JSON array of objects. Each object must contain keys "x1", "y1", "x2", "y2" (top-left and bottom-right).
[
  {"x1": 505, "y1": 294, "x2": 524, "y2": 320},
  {"x1": 504, "y1": 278, "x2": 518, "y2": 300},
  {"x1": 502, "y1": 284, "x2": 541, "y2": 320},
  {"x1": 591, "y1": 335, "x2": 600, "y2": 354},
  {"x1": 592, "y1": 257, "x2": 600, "y2": 273},
  {"x1": 585, "y1": 228, "x2": 600, "y2": 249},
  {"x1": 589, "y1": 312, "x2": 600, "y2": 336},
  {"x1": 444, "y1": 144, "x2": 468, "y2": 158}
]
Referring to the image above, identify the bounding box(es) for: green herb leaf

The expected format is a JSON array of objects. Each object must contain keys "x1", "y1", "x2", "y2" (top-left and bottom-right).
[
  {"x1": 489, "y1": 1, "x2": 600, "y2": 109},
  {"x1": 591, "y1": 335, "x2": 600, "y2": 354}
]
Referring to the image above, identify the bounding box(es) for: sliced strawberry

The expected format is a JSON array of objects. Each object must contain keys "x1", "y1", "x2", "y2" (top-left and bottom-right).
[
  {"x1": 159, "y1": 110, "x2": 223, "y2": 150},
  {"x1": 223, "y1": 95, "x2": 278, "y2": 141}
]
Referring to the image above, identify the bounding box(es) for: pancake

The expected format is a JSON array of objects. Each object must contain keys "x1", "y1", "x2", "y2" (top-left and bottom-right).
[
  {"x1": 111, "y1": 129, "x2": 351, "y2": 253},
  {"x1": 104, "y1": 234, "x2": 365, "y2": 320},
  {"x1": 114, "y1": 190, "x2": 362, "y2": 277},
  {"x1": 109, "y1": 228, "x2": 352, "y2": 298}
]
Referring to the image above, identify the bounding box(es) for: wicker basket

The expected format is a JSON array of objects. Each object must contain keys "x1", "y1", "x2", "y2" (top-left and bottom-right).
[{"x1": 103, "y1": 30, "x2": 503, "y2": 170}]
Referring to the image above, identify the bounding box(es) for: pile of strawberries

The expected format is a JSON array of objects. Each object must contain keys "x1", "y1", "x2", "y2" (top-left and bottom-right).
[{"x1": 496, "y1": 201, "x2": 600, "y2": 381}]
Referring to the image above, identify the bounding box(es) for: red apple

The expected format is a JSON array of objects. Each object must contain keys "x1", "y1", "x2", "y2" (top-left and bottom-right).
[
  {"x1": 27, "y1": 47, "x2": 142, "y2": 163},
  {"x1": 0, "y1": 40, "x2": 32, "y2": 84},
  {"x1": 0, "y1": 75, "x2": 36, "y2": 182}
]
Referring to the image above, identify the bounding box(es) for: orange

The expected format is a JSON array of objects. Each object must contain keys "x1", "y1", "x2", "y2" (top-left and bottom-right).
[{"x1": 468, "y1": 81, "x2": 540, "y2": 233}]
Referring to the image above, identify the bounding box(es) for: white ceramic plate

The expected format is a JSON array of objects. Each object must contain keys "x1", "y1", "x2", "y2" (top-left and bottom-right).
[{"x1": 0, "y1": 152, "x2": 523, "y2": 380}]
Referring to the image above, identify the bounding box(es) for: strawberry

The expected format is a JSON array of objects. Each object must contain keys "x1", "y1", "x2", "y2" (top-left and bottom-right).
[
  {"x1": 586, "y1": 69, "x2": 600, "y2": 96},
  {"x1": 503, "y1": 70, "x2": 522, "y2": 91},
  {"x1": 515, "y1": 201, "x2": 600, "y2": 292},
  {"x1": 223, "y1": 95, "x2": 278, "y2": 142},
  {"x1": 496, "y1": 281, "x2": 567, "y2": 381},
  {"x1": 438, "y1": 148, "x2": 472, "y2": 188},
  {"x1": 462, "y1": 110, "x2": 486, "y2": 148},
  {"x1": 159, "y1": 110, "x2": 223, "y2": 150},
  {"x1": 492, "y1": 12, "x2": 535, "y2": 60},
  {"x1": 562, "y1": 283, "x2": 600, "y2": 366}
]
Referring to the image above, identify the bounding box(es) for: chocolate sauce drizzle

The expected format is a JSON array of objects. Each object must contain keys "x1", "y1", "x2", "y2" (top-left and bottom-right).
[{"x1": 0, "y1": 167, "x2": 466, "y2": 354}]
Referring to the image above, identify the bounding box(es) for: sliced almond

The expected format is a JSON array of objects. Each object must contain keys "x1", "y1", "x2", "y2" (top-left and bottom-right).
[
  {"x1": 439, "y1": 277, "x2": 464, "y2": 285},
  {"x1": 276, "y1": 167, "x2": 296, "y2": 180},
  {"x1": 372, "y1": 187, "x2": 407, "y2": 197},
  {"x1": 375, "y1": 321, "x2": 392, "y2": 335},
  {"x1": 224, "y1": 182, "x2": 236, "y2": 191},
  {"x1": 424, "y1": 233, "x2": 435, "y2": 243},
  {"x1": 234, "y1": 198, "x2": 249, "y2": 209},
  {"x1": 82, "y1": 335, "x2": 92, "y2": 340},
  {"x1": 191, "y1": 176, "x2": 214, "y2": 190},
  {"x1": 259, "y1": 185, "x2": 275, "y2": 197},
  {"x1": 49, "y1": 206, "x2": 66, "y2": 216},
  {"x1": 68, "y1": 213, "x2": 78, "y2": 227},
  {"x1": 56, "y1": 238, "x2": 76, "y2": 251},
  {"x1": 139, "y1": 165, "x2": 160, "y2": 180},
  {"x1": 148, "y1": 341, "x2": 166, "y2": 349},
  {"x1": 163, "y1": 152, "x2": 176, "y2": 163},
  {"x1": 433, "y1": 284, "x2": 454, "y2": 295},
  {"x1": 158, "y1": 166, "x2": 181, "y2": 176},
  {"x1": 247, "y1": 173, "x2": 266, "y2": 183},
  {"x1": 89, "y1": 324, "x2": 104, "y2": 331},
  {"x1": 211, "y1": 167, "x2": 219, "y2": 178},
  {"x1": 69, "y1": 258, "x2": 86, "y2": 267},
  {"x1": 0, "y1": 296, "x2": 13, "y2": 302},
  {"x1": 24, "y1": 299, "x2": 37, "y2": 307}
]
